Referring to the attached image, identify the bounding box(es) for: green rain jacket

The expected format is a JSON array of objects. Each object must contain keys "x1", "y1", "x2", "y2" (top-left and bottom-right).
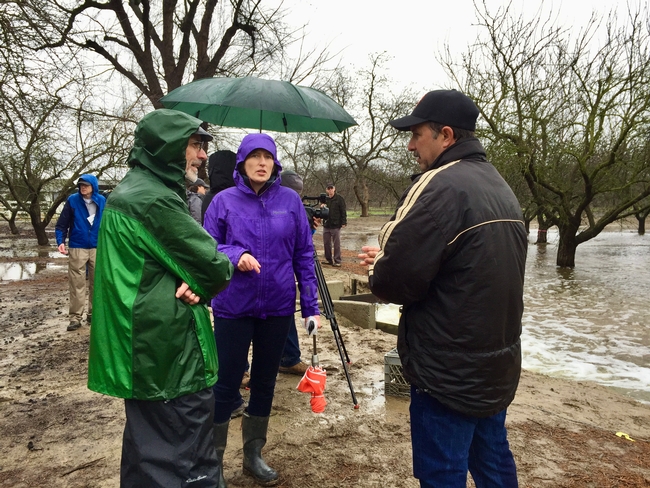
[{"x1": 88, "y1": 109, "x2": 233, "y2": 400}]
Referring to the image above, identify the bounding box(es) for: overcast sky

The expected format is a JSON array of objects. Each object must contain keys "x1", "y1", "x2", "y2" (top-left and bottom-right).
[{"x1": 280, "y1": 0, "x2": 639, "y2": 94}]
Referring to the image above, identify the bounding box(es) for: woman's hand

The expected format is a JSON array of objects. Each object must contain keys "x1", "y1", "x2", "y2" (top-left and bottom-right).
[
  {"x1": 237, "y1": 253, "x2": 261, "y2": 273},
  {"x1": 304, "y1": 315, "x2": 321, "y2": 336}
]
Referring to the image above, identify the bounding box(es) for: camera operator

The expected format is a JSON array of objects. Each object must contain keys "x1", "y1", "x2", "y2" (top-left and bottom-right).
[{"x1": 322, "y1": 183, "x2": 346, "y2": 267}]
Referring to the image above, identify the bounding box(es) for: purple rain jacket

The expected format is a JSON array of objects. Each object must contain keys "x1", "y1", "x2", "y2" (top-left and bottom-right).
[{"x1": 203, "y1": 133, "x2": 319, "y2": 319}]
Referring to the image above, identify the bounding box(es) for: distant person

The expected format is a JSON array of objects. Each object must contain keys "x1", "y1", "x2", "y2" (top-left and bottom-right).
[
  {"x1": 55, "y1": 174, "x2": 106, "y2": 331},
  {"x1": 87, "y1": 109, "x2": 233, "y2": 487},
  {"x1": 359, "y1": 89, "x2": 527, "y2": 487},
  {"x1": 322, "y1": 183, "x2": 347, "y2": 267},
  {"x1": 203, "y1": 133, "x2": 320, "y2": 486},
  {"x1": 187, "y1": 177, "x2": 209, "y2": 224},
  {"x1": 201, "y1": 150, "x2": 237, "y2": 223}
]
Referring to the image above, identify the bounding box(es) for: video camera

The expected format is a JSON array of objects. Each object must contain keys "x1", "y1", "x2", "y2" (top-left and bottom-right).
[{"x1": 302, "y1": 194, "x2": 329, "y2": 229}]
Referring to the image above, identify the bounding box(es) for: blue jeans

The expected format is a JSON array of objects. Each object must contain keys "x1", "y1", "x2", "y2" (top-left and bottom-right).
[
  {"x1": 410, "y1": 386, "x2": 518, "y2": 488},
  {"x1": 280, "y1": 321, "x2": 302, "y2": 367},
  {"x1": 212, "y1": 315, "x2": 292, "y2": 423}
]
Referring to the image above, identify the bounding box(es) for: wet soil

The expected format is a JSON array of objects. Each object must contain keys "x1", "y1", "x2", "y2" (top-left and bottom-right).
[{"x1": 0, "y1": 216, "x2": 649, "y2": 487}]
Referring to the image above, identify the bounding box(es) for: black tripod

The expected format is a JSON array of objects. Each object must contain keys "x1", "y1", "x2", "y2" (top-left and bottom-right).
[{"x1": 312, "y1": 251, "x2": 359, "y2": 408}]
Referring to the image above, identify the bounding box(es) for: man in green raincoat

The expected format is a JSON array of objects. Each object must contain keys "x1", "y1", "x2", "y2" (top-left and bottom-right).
[{"x1": 88, "y1": 109, "x2": 233, "y2": 487}]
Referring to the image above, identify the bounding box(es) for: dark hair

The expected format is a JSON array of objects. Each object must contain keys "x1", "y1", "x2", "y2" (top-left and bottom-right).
[
  {"x1": 188, "y1": 184, "x2": 200, "y2": 193},
  {"x1": 428, "y1": 122, "x2": 474, "y2": 142}
]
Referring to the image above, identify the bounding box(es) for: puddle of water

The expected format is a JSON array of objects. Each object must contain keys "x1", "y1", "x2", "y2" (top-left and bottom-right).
[{"x1": 0, "y1": 262, "x2": 66, "y2": 282}]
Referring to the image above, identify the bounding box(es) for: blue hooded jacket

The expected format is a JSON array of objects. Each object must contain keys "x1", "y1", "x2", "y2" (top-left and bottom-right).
[
  {"x1": 55, "y1": 174, "x2": 106, "y2": 249},
  {"x1": 203, "y1": 133, "x2": 319, "y2": 319}
]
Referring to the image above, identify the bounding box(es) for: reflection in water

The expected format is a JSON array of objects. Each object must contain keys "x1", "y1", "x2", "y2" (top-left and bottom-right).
[
  {"x1": 0, "y1": 262, "x2": 37, "y2": 281},
  {"x1": 0, "y1": 261, "x2": 66, "y2": 281},
  {"x1": 0, "y1": 237, "x2": 66, "y2": 281},
  {"x1": 374, "y1": 229, "x2": 650, "y2": 404}
]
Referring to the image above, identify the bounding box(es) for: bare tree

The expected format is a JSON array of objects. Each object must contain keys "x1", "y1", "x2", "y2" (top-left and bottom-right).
[
  {"x1": 0, "y1": 58, "x2": 133, "y2": 244},
  {"x1": 18, "y1": 0, "x2": 335, "y2": 107},
  {"x1": 319, "y1": 54, "x2": 417, "y2": 217},
  {"x1": 443, "y1": 1, "x2": 650, "y2": 267}
]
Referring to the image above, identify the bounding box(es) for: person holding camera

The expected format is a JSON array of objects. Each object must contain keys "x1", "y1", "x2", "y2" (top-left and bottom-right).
[
  {"x1": 203, "y1": 133, "x2": 320, "y2": 486},
  {"x1": 322, "y1": 183, "x2": 346, "y2": 267}
]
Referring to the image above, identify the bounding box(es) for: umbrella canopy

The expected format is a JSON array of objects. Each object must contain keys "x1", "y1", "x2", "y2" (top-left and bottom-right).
[
  {"x1": 297, "y1": 366, "x2": 327, "y2": 413},
  {"x1": 160, "y1": 76, "x2": 357, "y2": 133}
]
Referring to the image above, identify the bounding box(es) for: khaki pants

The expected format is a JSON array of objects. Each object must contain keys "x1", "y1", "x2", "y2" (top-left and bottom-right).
[{"x1": 68, "y1": 248, "x2": 96, "y2": 322}]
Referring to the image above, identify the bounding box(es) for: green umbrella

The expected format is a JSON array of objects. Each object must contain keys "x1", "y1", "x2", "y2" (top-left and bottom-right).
[{"x1": 160, "y1": 76, "x2": 357, "y2": 133}]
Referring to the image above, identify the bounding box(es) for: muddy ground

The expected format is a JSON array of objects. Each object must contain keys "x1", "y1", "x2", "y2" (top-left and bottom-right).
[{"x1": 0, "y1": 215, "x2": 649, "y2": 487}]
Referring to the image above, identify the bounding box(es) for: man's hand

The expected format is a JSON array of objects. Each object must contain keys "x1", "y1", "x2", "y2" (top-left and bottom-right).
[
  {"x1": 358, "y1": 246, "x2": 380, "y2": 266},
  {"x1": 57, "y1": 243, "x2": 68, "y2": 255},
  {"x1": 238, "y1": 253, "x2": 261, "y2": 273},
  {"x1": 176, "y1": 281, "x2": 201, "y2": 305}
]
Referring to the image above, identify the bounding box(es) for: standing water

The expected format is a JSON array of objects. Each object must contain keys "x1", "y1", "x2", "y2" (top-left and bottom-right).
[
  {"x1": 374, "y1": 228, "x2": 650, "y2": 404},
  {"x1": 522, "y1": 229, "x2": 650, "y2": 403}
]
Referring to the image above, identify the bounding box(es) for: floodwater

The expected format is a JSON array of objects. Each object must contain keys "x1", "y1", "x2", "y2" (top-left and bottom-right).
[
  {"x1": 2, "y1": 228, "x2": 649, "y2": 404},
  {"x1": 522, "y1": 229, "x2": 650, "y2": 404},
  {"x1": 375, "y1": 229, "x2": 650, "y2": 404},
  {"x1": 0, "y1": 235, "x2": 66, "y2": 282}
]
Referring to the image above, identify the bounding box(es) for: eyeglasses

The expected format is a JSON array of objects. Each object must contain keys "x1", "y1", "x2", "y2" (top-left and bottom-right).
[{"x1": 189, "y1": 141, "x2": 207, "y2": 152}]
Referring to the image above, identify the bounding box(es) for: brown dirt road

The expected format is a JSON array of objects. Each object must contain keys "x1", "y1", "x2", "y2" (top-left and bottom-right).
[{"x1": 0, "y1": 216, "x2": 649, "y2": 487}]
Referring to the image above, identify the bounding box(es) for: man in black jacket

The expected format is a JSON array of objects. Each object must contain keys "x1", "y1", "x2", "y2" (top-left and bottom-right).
[
  {"x1": 322, "y1": 183, "x2": 347, "y2": 267},
  {"x1": 360, "y1": 90, "x2": 527, "y2": 487}
]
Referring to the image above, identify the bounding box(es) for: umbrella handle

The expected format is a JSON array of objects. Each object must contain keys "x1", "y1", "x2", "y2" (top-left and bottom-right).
[{"x1": 311, "y1": 335, "x2": 319, "y2": 368}]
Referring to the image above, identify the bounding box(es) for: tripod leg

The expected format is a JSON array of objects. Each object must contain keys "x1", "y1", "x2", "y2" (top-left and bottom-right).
[{"x1": 313, "y1": 252, "x2": 359, "y2": 408}]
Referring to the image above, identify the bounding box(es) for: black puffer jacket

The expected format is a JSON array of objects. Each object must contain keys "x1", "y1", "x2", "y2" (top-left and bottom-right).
[
  {"x1": 369, "y1": 138, "x2": 527, "y2": 417},
  {"x1": 323, "y1": 193, "x2": 346, "y2": 228},
  {"x1": 201, "y1": 150, "x2": 236, "y2": 221}
]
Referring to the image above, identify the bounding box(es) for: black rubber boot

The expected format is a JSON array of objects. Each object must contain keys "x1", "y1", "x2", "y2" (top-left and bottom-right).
[
  {"x1": 241, "y1": 413, "x2": 278, "y2": 486},
  {"x1": 213, "y1": 420, "x2": 229, "y2": 488}
]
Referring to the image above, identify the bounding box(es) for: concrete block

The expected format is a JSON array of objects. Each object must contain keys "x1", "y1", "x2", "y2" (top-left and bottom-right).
[
  {"x1": 322, "y1": 280, "x2": 345, "y2": 300},
  {"x1": 330, "y1": 299, "x2": 376, "y2": 329}
]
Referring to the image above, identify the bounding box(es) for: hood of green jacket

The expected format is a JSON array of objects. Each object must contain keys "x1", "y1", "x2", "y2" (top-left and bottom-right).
[{"x1": 128, "y1": 109, "x2": 204, "y2": 194}]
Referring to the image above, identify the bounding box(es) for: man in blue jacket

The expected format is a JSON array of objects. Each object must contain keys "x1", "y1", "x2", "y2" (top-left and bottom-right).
[{"x1": 55, "y1": 174, "x2": 106, "y2": 331}]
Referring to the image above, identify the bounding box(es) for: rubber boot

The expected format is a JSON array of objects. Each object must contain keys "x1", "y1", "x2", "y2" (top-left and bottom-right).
[
  {"x1": 241, "y1": 413, "x2": 279, "y2": 486},
  {"x1": 213, "y1": 420, "x2": 229, "y2": 488}
]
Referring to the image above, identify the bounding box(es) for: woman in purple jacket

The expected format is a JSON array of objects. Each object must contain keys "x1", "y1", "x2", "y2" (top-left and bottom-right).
[{"x1": 203, "y1": 133, "x2": 320, "y2": 487}]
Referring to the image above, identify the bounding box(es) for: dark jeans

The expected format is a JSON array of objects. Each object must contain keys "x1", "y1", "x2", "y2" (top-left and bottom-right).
[
  {"x1": 323, "y1": 226, "x2": 341, "y2": 264},
  {"x1": 212, "y1": 315, "x2": 293, "y2": 423},
  {"x1": 280, "y1": 321, "x2": 302, "y2": 367},
  {"x1": 121, "y1": 388, "x2": 218, "y2": 488},
  {"x1": 410, "y1": 386, "x2": 518, "y2": 488}
]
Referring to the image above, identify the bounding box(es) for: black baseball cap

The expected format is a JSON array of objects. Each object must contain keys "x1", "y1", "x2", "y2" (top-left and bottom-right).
[
  {"x1": 194, "y1": 178, "x2": 209, "y2": 189},
  {"x1": 326, "y1": 183, "x2": 335, "y2": 189},
  {"x1": 193, "y1": 126, "x2": 214, "y2": 141},
  {"x1": 389, "y1": 89, "x2": 479, "y2": 131}
]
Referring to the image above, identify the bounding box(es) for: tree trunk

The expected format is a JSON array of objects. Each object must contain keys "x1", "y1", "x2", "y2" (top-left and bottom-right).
[
  {"x1": 524, "y1": 217, "x2": 531, "y2": 234},
  {"x1": 34, "y1": 223, "x2": 49, "y2": 246},
  {"x1": 28, "y1": 202, "x2": 49, "y2": 246},
  {"x1": 8, "y1": 209, "x2": 19, "y2": 235},
  {"x1": 353, "y1": 176, "x2": 370, "y2": 217},
  {"x1": 635, "y1": 214, "x2": 646, "y2": 235},
  {"x1": 556, "y1": 227, "x2": 578, "y2": 268},
  {"x1": 535, "y1": 211, "x2": 553, "y2": 244}
]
